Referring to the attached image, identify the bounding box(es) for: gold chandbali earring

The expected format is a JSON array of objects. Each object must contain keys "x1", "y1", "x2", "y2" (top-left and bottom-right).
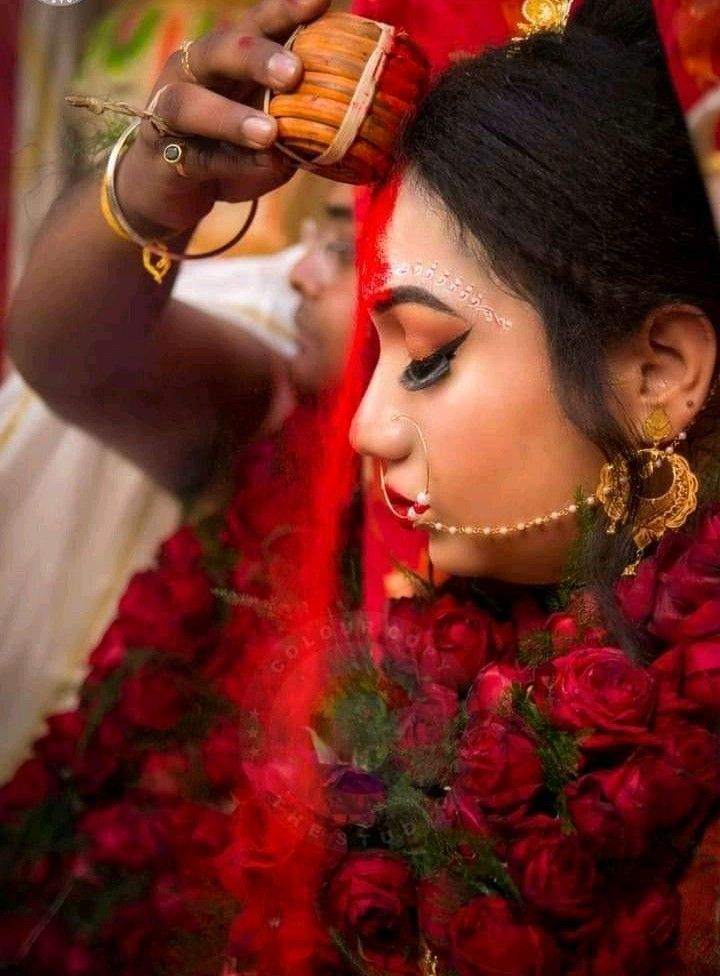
[
  {"x1": 379, "y1": 414, "x2": 597, "y2": 537},
  {"x1": 596, "y1": 405, "x2": 699, "y2": 576}
]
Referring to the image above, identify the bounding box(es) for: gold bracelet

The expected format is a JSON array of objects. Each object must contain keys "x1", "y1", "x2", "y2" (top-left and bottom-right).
[
  {"x1": 103, "y1": 120, "x2": 260, "y2": 285},
  {"x1": 100, "y1": 175, "x2": 131, "y2": 242}
]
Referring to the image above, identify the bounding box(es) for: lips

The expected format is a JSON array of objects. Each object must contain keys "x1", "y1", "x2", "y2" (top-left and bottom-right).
[{"x1": 385, "y1": 483, "x2": 430, "y2": 520}]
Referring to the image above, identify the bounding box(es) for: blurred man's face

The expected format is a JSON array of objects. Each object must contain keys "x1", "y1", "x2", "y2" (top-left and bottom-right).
[{"x1": 288, "y1": 184, "x2": 357, "y2": 394}]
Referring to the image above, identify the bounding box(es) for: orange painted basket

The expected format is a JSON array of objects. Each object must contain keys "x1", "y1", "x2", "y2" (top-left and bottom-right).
[{"x1": 265, "y1": 12, "x2": 430, "y2": 185}]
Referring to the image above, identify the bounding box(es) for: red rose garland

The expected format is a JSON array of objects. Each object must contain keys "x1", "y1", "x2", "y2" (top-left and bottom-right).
[{"x1": 0, "y1": 404, "x2": 719, "y2": 975}]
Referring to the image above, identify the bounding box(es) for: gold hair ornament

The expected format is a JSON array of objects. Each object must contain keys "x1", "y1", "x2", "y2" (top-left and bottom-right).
[{"x1": 516, "y1": 0, "x2": 574, "y2": 37}]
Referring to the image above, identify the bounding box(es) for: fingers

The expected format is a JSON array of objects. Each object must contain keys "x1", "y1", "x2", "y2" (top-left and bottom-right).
[
  {"x1": 143, "y1": 83, "x2": 279, "y2": 150},
  {"x1": 177, "y1": 30, "x2": 303, "y2": 92},
  {"x1": 156, "y1": 138, "x2": 291, "y2": 186},
  {"x1": 242, "y1": 0, "x2": 331, "y2": 42}
]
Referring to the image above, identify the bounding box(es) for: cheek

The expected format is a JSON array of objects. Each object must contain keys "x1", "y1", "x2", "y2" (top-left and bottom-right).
[{"x1": 427, "y1": 348, "x2": 555, "y2": 478}]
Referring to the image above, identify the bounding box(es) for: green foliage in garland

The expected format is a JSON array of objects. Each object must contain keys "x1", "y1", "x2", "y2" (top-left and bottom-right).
[{"x1": 375, "y1": 777, "x2": 519, "y2": 903}]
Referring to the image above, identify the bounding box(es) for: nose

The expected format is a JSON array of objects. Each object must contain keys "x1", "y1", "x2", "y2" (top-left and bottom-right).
[
  {"x1": 350, "y1": 362, "x2": 412, "y2": 463},
  {"x1": 289, "y1": 248, "x2": 322, "y2": 300}
]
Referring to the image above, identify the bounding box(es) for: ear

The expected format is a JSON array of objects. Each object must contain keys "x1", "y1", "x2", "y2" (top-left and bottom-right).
[{"x1": 609, "y1": 305, "x2": 717, "y2": 442}]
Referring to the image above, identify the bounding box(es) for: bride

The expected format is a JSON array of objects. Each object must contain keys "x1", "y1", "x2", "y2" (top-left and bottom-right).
[{"x1": 3, "y1": 0, "x2": 720, "y2": 973}]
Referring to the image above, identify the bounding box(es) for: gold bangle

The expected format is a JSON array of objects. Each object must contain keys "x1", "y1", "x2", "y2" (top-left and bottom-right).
[
  {"x1": 104, "y1": 120, "x2": 260, "y2": 284},
  {"x1": 100, "y1": 175, "x2": 131, "y2": 242}
]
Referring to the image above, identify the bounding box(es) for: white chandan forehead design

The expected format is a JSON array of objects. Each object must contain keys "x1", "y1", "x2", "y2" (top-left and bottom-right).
[{"x1": 391, "y1": 261, "x2": 512, "y2": 331}]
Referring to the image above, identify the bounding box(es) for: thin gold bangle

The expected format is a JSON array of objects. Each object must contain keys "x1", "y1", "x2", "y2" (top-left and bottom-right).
[
  {"x1": 104, "y1": 120, "x2": 260, "y2": 283},
  {"x1": 100, "y1": 175, "x2": 131, "y2": 242}
]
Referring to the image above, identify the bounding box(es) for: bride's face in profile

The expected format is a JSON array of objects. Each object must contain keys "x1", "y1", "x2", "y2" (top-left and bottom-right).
[{"x1": 352, "y1": 177, "x2": 606, "y2": 584}]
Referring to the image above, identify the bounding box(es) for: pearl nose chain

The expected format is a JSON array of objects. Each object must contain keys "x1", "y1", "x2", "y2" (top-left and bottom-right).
[{"x1": 378, "y1": 414, "x2": 597, "y2": 535}]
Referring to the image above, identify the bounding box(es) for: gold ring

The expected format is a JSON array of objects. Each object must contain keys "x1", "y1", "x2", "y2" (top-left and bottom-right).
[{"x1": 180, "y1": 39, "x2": 199, "y2": 84}]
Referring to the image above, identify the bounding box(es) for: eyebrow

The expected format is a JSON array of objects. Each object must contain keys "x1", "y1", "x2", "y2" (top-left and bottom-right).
[
  {"x1": 372, "y1": 285, "x2": 462, "y2": 318},
  {"x1": 324, "y1": 203, "x2": 354, "y2": 221}
]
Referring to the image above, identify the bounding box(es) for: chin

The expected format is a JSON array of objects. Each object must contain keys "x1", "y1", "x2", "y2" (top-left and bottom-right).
[
  {"x1": 427, "y1": 533, "x2": 494, "y2": 579},
  {"x1": 427, "y1": 533, "x2": 562, "y2": 585}
]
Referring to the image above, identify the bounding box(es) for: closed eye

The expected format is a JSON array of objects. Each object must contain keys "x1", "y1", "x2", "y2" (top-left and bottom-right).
[{"x1": 401, "y1": 329, "x2": 471, "y2": 391}]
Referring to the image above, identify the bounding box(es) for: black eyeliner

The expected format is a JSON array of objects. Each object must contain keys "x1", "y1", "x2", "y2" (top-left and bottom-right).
[{"x1": 400, "y1": 329, "x2": 471, "y2": 391}]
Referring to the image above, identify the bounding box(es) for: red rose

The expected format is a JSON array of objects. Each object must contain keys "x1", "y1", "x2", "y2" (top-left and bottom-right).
[
  {"x1": 325, "y1": 850, "x2": 418, "y2": 973},
  {"x1": 87, "y1": 622, "x2": 128, "y2": 682},
  {"x1": 614, "y1": 546, "x2": 664, "y2": 628},
  {"x1": 118, "y1": 666, "x2": 189, "y2": 731},
  {"x1": 649, "y1": 506, "x2": 720, "y2": 643},
  {"x1": 427, "y1": 594, "x2": 496, "y2": 689},
  {"x1": 508, "y1": 818, "x2": 599, "y2": 927},
  {"x1": 158, "y1": 526, "x2": 204, "y2": 572},
  {"x1": 168, "y1": 802, "x2": 231, "y2": 856},
  {"x1": 648, "y1": 646, "x2": 699, "y2": 718},
  {"x1": 79, "y1": 802, "x2": 169, "y2": 868},
  {"x1": 679, "y1": 639, "x2": 720, "y2": 722},
  {"x1": 394, "y1": 682, "x2": 459, "y2": 784},
  {"x1": 568, "y1": 747, "x2": 707, "y2": 859},
  {"x1": 33, "y1": 710, "x2": 84, "y2": 767},
  {"x1": 534, "y1": 647, "x2": 656, "y2": 749},
  {"x1": 0, "y1": 758, "x2": 53, "y2": 818},
  {"x1": 441, "y1": 787, "x2": 493, "y2": 839},
  {"x1": 546, "y1": 612, "x2": 584, "y2": 654},
  {"x1": 150, "y1": 873, "x2": 215, "y2": 931},
  {"x1": 580, "y1": 884, "x2": 680, "y2": 976},
  {"x1": 565, "y1": 774, "x2": 633, "y2": 858},
  {"x1": 98, "y1": 899, "x2": 158, "y2": 966},
  {"x1": 0, "y1": 917, "x2": 108, "y2": 976},
  {"x1": 201, "y1": 720, "x2": 245, "y2": 791},
  {"x1": 418, "y1": 871, "x2": 463, "y2": 956},
  {"x1": 656, "y1": 719, "x2": 720, "y2": 825},
  {"x1": 70, "y1": 709, "x2": 130, "y2": 793},
  {"x1": 382, "y1": 595, "x2": 495, "y2": 693},
  {"x1": 137, "y1": 750, "x2": 190, "y2": 798},
  {"x1": 118, "y1": 560, "x2": 215, "y2": 659},
  {"x1": 467, "y1": 662, "x2": 527, "y2": 716},
  {"x1": 511, "y1": 595, "x2": 549, "y2": 643},
  {"x1": 449, "y1": 896, "x2": 564, "y2": 976},
  {"x1": 454, "y1": 714, "x2": 544, "y2": 817}
]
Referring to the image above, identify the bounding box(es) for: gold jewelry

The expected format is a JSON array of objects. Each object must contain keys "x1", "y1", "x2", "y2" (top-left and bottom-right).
[
  {"x1": 161, "y1": 141, "x2": 191, "y2": 178},
  {"x1": 180, "y1": 39, "x2": 199, "y2": 84},
  {"x1": 515, "y1": 0, "x2": 573, "y2": 37},
  {"x1": 596, "y1": 405, "x2": 698, "y2": 575},
  {"x1": 100, "y1": 175, "x2": 131, "y2": 242},
  {"x1": 379, "y1": 413, "x2": 597, "y2": 537},
  {"x1": 379, "y1": 414, "x2": 431, "y2": 521},
  {"x1": 103, "y1": 121, "x2": 260, "y2": 283},
  {"x1": 643, "y1": 404, "x2": 673, "y2": 443}
]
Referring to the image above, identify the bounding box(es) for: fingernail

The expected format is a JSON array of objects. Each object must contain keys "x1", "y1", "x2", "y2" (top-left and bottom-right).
[
  {"x1": 252, "y1": 151, "x2": 275, "y2": 168},
  {"x1": 242, "y1": 115, "x2": 276, "y2": 146},
  {"x1": 269, "y1": 52, "x2": 300, "y2": 85}
]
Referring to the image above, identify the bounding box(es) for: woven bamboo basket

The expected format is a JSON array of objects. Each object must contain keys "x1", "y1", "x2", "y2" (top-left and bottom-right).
[{"x1": 265, "y1": 12, "x2": 430, "y2": 184}]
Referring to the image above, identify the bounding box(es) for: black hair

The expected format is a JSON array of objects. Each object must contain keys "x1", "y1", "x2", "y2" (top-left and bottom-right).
[{"x1": 399, "y1": 0, "x2": 720, "y2": 655}]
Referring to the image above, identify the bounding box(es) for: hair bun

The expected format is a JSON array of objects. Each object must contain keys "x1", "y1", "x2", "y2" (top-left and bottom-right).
[{"x1": 567, "y1": 0, "x2": 660, "y2": 55}]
